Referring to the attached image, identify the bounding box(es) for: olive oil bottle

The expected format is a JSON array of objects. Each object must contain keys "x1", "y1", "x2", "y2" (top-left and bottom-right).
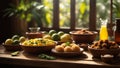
[
  {"x1": 99, "y1": 19, "x2": 108, "y2": 41},
  {"x1": 114, "y1": 18, "x2": 120, "y2": 45}
]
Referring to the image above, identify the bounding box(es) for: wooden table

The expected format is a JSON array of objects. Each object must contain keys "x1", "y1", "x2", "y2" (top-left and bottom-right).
[{"x1": 0, "y1": 45, "x2": 120, "y2": 68}]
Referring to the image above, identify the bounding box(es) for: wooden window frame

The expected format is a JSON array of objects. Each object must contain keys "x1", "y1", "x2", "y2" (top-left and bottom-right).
[
  {"x1": 12, "y1": 0, "x2": 114, "y2": 34},
  {"x1": 41, "y1": 0, "x2": 113, "y2": 34}
]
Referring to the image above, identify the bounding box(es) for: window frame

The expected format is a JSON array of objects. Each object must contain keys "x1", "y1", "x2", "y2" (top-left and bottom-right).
[
  {"x1": 13, "y1": 0, "x2": 114, "y2": 34},
  {"x1": 40, "y1": 0, "x2": 113, "y2": 33}
]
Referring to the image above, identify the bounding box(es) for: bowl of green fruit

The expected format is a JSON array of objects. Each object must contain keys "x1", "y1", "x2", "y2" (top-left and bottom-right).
[
  {"x1": 43, "y1": 30, "x2": 73, "y2": 45},
  {"x1": 3, "y1": 35, "x2": 26, "y2": 51}
]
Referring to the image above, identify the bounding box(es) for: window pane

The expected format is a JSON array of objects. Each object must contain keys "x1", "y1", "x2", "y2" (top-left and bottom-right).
[
  {"x1": 76, "y1": 0, "x2": 89, "y2": 29},
  {"x1": 42, "y1": 0, "x2": 53, "y2": 28},
  {"x1": 59, "y1": 0, "x2": 70, "y2": 29},
  {"x1": 96, "y1": 0, "x2": 110, "y2": 29}
]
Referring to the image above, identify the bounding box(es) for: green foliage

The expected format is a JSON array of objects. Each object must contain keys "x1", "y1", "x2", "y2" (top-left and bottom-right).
[
  {"x1": 41, "y1": 0, "x2": 120, "y2": 29},
  {"x1": 4, "y1": 0, "x2": 44, "y2": 26},
  {"x1": 113, "y1": 0, "x2": 120, "y2": 18},
  {"x1": 41, "y1": 0, "x2": 53, "y2": 27},
  {"x1": 96, "y1": 0, "x2": 110, "y2": 28},
  {"x1": 80, "y1": 2, "x2": 86, "y2": 15},
  {"x1": 11, "y1": 51, "x2": 20, "y2": 56},
  {"x1": 38, "y1": 54, "x2": 56, "y2": 60},
  {"x1": 76, "y1": 0, "x2": 89, "y2": 28}
]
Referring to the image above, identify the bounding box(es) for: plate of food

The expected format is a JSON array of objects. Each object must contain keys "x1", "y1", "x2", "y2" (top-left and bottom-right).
[
  {"x1": 51, "y1": 42, "x2": 84, "y2": 57},
  {"x1": 21, "y1": 38, "x2": 57, "y2": 54}
]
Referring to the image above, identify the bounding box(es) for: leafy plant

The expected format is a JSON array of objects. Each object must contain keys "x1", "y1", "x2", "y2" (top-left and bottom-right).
[
  {"x1": 113, "y1": 0, "x2": 120, "y2": 18},
  {"x1": 4, "y1": 0, "x2": 44, "y2": 26}
]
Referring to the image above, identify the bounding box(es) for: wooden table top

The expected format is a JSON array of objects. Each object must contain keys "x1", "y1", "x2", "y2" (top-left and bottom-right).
[{"x1": 0, "y1": 45, "x2": 120, "y2": 68}]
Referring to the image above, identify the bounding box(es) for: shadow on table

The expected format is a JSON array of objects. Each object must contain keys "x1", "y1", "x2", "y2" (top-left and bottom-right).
[{"x1": 22, "y1": 51, "x2": 88, "y2": 60}]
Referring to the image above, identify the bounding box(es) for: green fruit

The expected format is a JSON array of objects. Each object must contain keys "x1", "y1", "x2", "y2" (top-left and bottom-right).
[
  {"x1": 43, "y1": 31, "x2": 48, "y2": 34},
  {"x1": 49, "y1": 30, "x2": 56, "y2": 36},
  {"x1": 60, "y1": 33, "x2": 71, "y2": 42},
  {"x1": 5, "y1": 39, "x2": 13, "y2": 45},
  {"x1": 52, "y1": 33, "x2": 60, "y2": 41},
  {"x1": 43, "y1": 35, "x2": 52, "y2": 39},
  {"x1": 19, "y1": 36, "x2": 26, "y2": 42},
  {"x1": 58, "y1": 31, "x2": 64, "y2": 36},
  {"x1": 12, "y1": 40, "x2": 20, "y2": 45},
  {"x1": 12, "y1": 35, "x2": 20, "y2": 40}
]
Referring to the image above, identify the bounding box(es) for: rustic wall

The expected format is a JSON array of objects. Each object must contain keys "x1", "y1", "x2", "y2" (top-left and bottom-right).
[{"x1": 0, "y1": 0, "x2": 12, "y2": 43}]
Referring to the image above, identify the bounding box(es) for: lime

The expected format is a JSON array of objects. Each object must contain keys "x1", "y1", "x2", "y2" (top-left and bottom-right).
[
  {"x1": 52, "y1": 33, "x2": 60, "y2": 41},
  {"x1": 12, "y1": 40, "x2": 20, "y2": 45},
  {"x1": 60, "y1": 34, "x2": 71, "y2": 42},
  {"x1": 43, "y1": 35, "x2": 52, "y2": 39},
  {"x1": 5, "y1": 39, "x2": 13, "y2": 45},
  {"x1": 12, "y1": 35, "x2": 20, "y2": 40},
  {"x1": 19, "y1": 36, "x2": 26, "y2": 42},
  {"x1": 57, "y1": 31, "x2": 64, "y2": 36},
  {"x1": 43, "y1": 31, "x2": 48, "y2": 34},
  {"x1": 49, "y1": 30, "x2": 56, "y2": 36}
]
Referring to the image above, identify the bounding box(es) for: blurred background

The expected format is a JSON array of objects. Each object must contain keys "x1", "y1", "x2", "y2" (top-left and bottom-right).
[{"x1": 0, "y1": 0, "x2": 120, "y2": 43}]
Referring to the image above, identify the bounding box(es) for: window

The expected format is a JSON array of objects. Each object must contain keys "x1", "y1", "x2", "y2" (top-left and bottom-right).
[
  {"x1": 96, "y1": 0, "x2": 110, "y2": 29},
  {"x1": 76, "y1": 0, "x2": 89, "y2": 29},
  {"x1": 12, "y1": 0, "x2": 120, "y2": 34}
]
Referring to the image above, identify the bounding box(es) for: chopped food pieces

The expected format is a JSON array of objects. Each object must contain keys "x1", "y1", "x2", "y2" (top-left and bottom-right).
[
  {"x1": 22, "y1": 38, "x2": 56, "y2": 46},
  {"x1": 91, "y1": 40, "x2": 119, "y2": 49}
]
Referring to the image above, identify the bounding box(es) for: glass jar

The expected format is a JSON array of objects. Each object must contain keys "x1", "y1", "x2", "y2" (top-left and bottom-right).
[
  {"x1": 26, "y1": 27, "x2": 43, "y2": 39},
  {"x1": 114, "y1": 18, "x2": 120, "y2": 45}
]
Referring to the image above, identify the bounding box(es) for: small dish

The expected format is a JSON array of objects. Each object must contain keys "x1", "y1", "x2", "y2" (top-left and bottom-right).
[
  {"x1": 101, "y1": 54, "x2": 114, "y2": 63},
  {"x1": 51, "y1": 48, "x2": 84, "y2": 57}
]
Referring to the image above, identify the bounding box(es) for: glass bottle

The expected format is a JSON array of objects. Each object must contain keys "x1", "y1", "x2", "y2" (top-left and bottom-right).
[
  {"x1": 114, "y1": 18, "x2": 120, "y2": 45},
  {"x1": 99, "y1": 19, "x2": 108, "y2": 41}
]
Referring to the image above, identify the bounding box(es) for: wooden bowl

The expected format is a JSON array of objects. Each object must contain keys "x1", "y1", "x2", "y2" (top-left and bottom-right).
[
  {"x1": 69, "y1": 31, "x2": 98, "y2": 44},
  {"x1": 21, "y1": 45, "x2": 55, "y2": 54},
  {"x1": 88, "y1": 46, "x2": 120, "y2": 58},
  {"x1": 3, "y1": 44, "x2": 22, "y2": 51}
]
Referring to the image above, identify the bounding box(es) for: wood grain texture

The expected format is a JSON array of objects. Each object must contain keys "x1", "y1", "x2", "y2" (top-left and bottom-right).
[{"x1": 0, "y1": 45, "x2": 120, "y2": 68}]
